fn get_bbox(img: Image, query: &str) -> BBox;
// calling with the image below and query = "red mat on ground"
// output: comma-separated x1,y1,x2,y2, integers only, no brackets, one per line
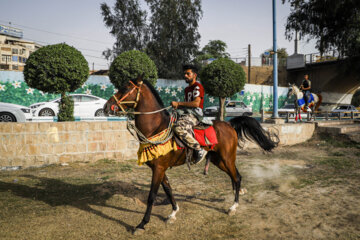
193,126,218,149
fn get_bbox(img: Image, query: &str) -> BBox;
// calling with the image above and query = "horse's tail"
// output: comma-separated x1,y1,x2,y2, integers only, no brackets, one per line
314,93,322,111
229,116,279,152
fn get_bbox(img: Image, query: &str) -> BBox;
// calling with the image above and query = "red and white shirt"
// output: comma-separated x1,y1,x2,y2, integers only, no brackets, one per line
184,81,205,109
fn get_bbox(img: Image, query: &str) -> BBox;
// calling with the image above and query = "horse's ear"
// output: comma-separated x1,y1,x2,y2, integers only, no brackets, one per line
136,73,144,85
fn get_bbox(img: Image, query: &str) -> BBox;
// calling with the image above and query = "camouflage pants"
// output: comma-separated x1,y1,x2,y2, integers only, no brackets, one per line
174,113,201,150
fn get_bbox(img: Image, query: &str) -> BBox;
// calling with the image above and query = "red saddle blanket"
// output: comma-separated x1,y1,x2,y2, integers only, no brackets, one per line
193,126,218,149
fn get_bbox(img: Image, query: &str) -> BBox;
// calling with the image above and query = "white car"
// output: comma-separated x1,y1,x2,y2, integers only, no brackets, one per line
330,105,359,117
204,100,252,117
0,102,32,122
30,94,107,117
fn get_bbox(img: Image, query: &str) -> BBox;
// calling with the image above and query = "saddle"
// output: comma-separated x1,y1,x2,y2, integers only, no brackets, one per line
297,93,315,112
174,123,218,168
174,124,218,149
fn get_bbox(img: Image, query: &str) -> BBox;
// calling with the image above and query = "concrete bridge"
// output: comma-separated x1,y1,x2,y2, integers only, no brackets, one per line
286,55,360,110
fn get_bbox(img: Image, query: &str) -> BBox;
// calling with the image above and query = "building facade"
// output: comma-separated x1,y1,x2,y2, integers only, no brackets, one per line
0,25,41,71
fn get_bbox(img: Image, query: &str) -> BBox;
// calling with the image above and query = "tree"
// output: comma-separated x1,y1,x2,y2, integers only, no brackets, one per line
101,0,203,79
261,47,288,59
101,0,148,61
195,40,230,65
283,0,360,57
24,43,89,121
109,50,158,90
351,89,360,107
200,58,246,120
145,0,202,79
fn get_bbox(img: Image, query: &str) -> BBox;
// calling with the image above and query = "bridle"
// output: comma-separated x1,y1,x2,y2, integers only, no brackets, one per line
111,80,143,113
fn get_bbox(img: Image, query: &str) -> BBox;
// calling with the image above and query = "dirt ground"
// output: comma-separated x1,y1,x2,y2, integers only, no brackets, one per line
0,133,359,240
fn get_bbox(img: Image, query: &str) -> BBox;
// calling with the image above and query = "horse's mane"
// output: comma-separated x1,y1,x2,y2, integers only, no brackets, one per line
143,79,170,116
290,84,298,90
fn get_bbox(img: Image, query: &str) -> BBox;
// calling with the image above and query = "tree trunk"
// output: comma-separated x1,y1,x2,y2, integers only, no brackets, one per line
218,97,226,121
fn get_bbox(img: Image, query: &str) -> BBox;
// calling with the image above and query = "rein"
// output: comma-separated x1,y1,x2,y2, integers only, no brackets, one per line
115,106,172,115
111,79,176,145
127,111,177,145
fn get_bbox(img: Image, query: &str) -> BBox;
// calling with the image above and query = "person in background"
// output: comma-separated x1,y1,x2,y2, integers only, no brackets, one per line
300,74,311,110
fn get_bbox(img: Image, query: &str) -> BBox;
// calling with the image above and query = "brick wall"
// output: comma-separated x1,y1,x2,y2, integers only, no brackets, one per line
0,121,139,168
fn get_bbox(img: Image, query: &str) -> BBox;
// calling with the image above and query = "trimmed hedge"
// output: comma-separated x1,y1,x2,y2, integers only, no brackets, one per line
109,50,158,89
24,43,89,93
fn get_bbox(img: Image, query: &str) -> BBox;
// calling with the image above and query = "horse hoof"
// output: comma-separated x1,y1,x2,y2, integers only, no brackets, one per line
166,216,176,224
227,209,236,216
203,170,208,175
239,188,247,195
133,227,145,235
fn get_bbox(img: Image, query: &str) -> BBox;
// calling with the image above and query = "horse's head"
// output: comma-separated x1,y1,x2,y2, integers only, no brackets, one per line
287,83,296,98
103,75,144,116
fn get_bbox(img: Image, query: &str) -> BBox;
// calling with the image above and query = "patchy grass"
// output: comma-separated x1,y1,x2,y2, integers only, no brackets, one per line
0,135,360,240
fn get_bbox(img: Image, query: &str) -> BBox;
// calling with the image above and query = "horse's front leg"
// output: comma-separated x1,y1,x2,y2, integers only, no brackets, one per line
134,167,165,235
162,174,179,224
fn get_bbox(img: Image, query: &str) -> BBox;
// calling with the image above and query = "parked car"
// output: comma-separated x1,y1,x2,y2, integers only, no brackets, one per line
0,102,32,122
330,104,359,117
204,100,252,117
30,94,107,117
278,104,310,118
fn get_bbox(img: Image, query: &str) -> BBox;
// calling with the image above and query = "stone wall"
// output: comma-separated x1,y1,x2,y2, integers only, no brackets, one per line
243,122,316,149
0,121,138,168
0,121,316,169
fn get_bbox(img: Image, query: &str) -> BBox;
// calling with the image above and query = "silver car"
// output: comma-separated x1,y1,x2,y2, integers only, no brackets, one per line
330,105,359,117
0,102,32,122
278,104,308,118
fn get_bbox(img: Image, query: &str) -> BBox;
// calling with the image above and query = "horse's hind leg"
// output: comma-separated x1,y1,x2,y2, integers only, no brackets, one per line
161,174,179,224
209,151,243,215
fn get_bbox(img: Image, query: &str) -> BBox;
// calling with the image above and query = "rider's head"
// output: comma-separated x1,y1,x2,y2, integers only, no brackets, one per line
183,64,198,84
304,74,309,80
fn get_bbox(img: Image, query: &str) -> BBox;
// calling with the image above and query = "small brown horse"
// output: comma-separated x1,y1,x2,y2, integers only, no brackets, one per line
103,76,278,234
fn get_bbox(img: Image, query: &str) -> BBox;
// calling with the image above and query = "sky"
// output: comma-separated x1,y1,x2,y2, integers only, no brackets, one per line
0,0,317,71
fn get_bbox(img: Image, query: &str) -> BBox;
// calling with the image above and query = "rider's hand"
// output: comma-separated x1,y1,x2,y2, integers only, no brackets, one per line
171,101,179,109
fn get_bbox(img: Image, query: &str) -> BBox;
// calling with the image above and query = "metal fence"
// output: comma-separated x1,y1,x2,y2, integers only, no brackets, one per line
261,110,360,123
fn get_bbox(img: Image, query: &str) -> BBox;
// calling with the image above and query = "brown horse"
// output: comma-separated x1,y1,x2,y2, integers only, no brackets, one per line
103,76,278,234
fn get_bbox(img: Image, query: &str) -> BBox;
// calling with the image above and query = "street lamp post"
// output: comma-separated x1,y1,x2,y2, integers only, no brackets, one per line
272,0,279,118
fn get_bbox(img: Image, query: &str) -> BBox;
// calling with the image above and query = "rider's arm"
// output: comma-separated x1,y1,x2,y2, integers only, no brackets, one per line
171,97,201,109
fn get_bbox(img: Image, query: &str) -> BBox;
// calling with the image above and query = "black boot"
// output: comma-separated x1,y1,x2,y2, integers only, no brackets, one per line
193,149,207,164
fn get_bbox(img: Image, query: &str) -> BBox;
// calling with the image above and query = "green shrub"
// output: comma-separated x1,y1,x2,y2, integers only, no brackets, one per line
200,58,246,120
109,50,158,89
200,58,245,98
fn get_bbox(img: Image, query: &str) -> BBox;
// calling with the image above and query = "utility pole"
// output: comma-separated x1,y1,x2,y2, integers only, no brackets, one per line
294,30,299,54
248,44,251,83
92,62,95,72
272,0,278,118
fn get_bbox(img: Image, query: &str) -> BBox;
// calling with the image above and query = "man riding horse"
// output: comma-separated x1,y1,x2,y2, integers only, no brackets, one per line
300,74,311,111
171,64,207,164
